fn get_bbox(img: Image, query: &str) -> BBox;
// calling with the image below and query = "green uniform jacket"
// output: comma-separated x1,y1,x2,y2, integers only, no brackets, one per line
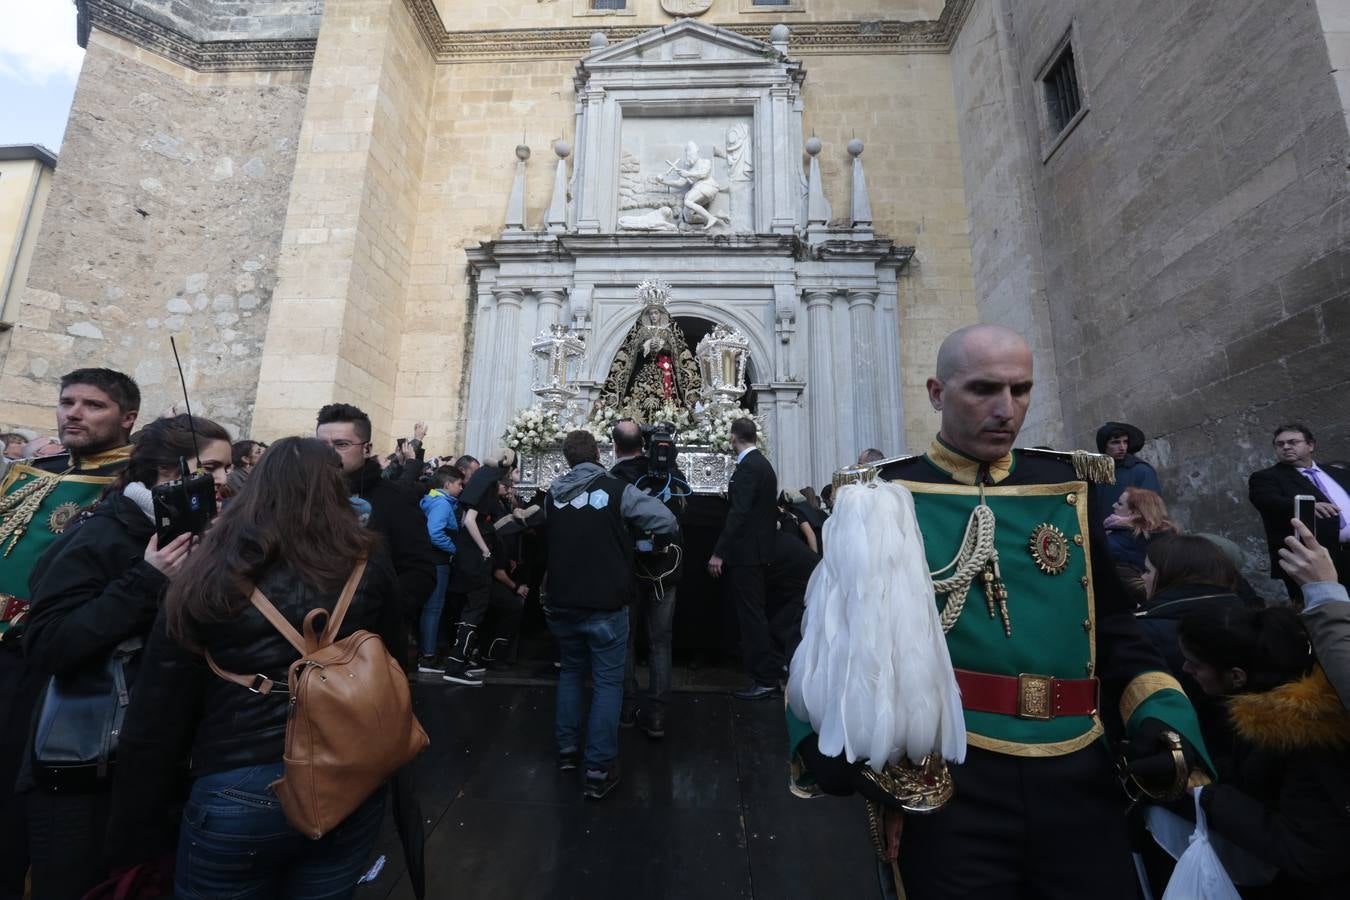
788,441,1211,793
0,446,133,610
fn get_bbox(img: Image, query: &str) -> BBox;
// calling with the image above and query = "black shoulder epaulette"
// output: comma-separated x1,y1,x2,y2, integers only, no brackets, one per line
831,453,922,489
1017,447,1116,485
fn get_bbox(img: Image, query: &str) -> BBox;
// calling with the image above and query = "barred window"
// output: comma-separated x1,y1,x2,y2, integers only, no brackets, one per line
1042,45,1082,134
592,0,626,9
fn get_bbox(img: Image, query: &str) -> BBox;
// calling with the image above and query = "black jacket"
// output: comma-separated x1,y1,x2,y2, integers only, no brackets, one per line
1136,584,1252,775
349,459,438,608
713,448,777,566
1201,669,1350,899
104,554,402,861
1248,462,1350,579
611,455,688,586
25,489,166,679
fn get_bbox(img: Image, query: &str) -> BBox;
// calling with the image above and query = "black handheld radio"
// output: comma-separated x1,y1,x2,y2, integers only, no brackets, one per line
150,337,217,545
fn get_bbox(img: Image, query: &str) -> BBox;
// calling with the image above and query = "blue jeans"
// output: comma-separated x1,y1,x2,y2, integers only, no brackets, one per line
419,563,451,655
546,606,628,773
175,762,385,900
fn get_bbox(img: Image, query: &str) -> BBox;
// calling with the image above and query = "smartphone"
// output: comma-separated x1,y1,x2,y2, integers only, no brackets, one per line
1294,494,1318,540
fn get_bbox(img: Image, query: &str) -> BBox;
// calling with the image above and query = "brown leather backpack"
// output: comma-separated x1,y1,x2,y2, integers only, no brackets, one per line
206,561,429,839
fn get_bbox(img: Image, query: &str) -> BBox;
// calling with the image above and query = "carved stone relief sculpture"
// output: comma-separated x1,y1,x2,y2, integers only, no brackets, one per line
661,0,714,16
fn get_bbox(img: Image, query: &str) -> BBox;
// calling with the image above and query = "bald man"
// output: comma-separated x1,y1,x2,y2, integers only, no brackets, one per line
787,325,1212,899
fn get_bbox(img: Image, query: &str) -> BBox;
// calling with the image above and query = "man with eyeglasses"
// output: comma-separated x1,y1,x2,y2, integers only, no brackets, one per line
316,403,438,661
1249,423,1350,602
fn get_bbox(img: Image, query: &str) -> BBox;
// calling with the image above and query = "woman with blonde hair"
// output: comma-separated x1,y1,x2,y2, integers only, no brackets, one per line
1105,487,1178,604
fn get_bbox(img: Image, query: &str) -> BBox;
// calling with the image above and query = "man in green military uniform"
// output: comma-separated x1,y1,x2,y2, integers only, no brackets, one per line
787,326,1209,899
0,368,139,900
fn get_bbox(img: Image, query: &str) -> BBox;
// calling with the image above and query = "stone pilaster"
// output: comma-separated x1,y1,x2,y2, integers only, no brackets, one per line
805,289,835,487
847,290,880,454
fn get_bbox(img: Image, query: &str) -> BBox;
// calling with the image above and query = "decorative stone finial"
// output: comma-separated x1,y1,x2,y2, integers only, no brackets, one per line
847,138,864,158
516,144,531,161
553,139,572,159
590,32,608,50
770,24,791,44
805,136,822,157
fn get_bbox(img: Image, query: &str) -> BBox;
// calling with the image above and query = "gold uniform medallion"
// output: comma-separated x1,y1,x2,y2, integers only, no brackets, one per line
1028,523,1071,575
47,501,83,535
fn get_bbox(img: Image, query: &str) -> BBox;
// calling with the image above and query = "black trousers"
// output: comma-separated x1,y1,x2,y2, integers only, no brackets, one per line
728,564,803,686
880,744,1139,900
25,788,111,900
0,648,40,900
459,582,525,645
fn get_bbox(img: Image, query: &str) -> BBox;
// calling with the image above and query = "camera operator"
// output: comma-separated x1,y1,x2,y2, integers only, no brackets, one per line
610,419,688,739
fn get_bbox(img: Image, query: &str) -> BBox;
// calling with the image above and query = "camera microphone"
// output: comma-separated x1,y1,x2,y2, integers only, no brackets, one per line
150,337,218,544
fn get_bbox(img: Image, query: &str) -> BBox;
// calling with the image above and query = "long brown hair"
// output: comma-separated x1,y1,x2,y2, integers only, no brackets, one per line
1146,534,1240,594
1120,487,1178,536
166,436,380,646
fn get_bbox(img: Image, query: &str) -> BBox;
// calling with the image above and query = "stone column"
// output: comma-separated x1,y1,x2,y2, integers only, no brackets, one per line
575,88,606,234
806,290,835,487
535,288,565,332
848,290,880,455
491,289,524,441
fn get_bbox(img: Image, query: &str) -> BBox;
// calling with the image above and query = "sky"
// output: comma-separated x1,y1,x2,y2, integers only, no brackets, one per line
0,1,85,153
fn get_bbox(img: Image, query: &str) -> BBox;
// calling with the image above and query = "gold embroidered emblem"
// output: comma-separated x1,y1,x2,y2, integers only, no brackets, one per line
47,502,82,534
1028,523,1070,575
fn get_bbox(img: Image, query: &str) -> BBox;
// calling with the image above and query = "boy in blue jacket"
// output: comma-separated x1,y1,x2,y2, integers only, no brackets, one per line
418,466,463,672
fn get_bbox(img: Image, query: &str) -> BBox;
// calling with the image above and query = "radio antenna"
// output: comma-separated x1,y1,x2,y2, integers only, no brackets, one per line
169,335,201,473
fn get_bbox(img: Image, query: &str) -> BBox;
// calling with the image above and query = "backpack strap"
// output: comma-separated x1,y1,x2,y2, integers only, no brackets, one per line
318,559,368,646
203,560,367,692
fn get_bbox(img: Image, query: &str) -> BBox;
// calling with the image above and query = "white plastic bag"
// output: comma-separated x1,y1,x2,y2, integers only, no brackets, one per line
1160,793,1243,900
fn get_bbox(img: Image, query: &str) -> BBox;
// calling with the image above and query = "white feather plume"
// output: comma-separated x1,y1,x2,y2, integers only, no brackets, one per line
787,480,966,770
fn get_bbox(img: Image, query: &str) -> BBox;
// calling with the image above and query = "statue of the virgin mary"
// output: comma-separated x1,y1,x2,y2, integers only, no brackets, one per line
596,280,702,421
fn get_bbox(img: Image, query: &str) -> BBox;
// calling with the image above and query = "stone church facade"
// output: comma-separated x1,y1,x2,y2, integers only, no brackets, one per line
0,0,1346,570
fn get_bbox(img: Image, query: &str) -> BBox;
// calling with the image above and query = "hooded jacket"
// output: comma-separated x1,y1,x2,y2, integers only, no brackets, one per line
420,489,459,562
544,462,677,611
1200,667,1350,898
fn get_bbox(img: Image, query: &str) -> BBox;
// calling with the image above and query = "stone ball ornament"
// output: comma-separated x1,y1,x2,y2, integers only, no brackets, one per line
805,136,823,157
590,32,608,50
847,138,865,158
553,140,572,159
516,144,531,161
770,23,791,44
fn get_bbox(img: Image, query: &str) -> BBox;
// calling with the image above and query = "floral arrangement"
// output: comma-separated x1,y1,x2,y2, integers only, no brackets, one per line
582,405,621,444
502,405,568,453
687,405,766,454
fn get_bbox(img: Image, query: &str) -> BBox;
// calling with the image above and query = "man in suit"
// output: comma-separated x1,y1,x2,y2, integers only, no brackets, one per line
709,417,793,700
1248,423,1350,602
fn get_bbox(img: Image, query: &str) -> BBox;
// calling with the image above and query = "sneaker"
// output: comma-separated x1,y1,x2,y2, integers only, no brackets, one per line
416,654,446,674
620,702,638,729
466,662,487,676
557,749,580,772
583,765,620,800
443,667,483,687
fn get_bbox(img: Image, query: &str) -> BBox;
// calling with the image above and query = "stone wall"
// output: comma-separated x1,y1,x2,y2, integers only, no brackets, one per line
428,0,947,32
253,0,437,449
959,0,1350,585
948,0,1062,446
91,0,323,41
801,53,977,454
0,30,308,436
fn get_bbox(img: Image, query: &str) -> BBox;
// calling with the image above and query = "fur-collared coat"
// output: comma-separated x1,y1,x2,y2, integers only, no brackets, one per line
1201,667,1350,898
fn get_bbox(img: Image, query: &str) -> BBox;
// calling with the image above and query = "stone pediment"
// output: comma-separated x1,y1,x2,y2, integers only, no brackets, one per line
579,19,790,77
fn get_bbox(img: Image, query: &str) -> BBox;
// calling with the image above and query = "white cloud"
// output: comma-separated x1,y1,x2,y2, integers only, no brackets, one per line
0,1,85,85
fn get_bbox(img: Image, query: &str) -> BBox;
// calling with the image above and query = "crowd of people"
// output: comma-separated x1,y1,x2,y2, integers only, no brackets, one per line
0,336,1346,898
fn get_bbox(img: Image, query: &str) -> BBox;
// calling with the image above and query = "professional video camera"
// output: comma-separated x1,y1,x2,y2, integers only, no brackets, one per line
639,421,678,474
